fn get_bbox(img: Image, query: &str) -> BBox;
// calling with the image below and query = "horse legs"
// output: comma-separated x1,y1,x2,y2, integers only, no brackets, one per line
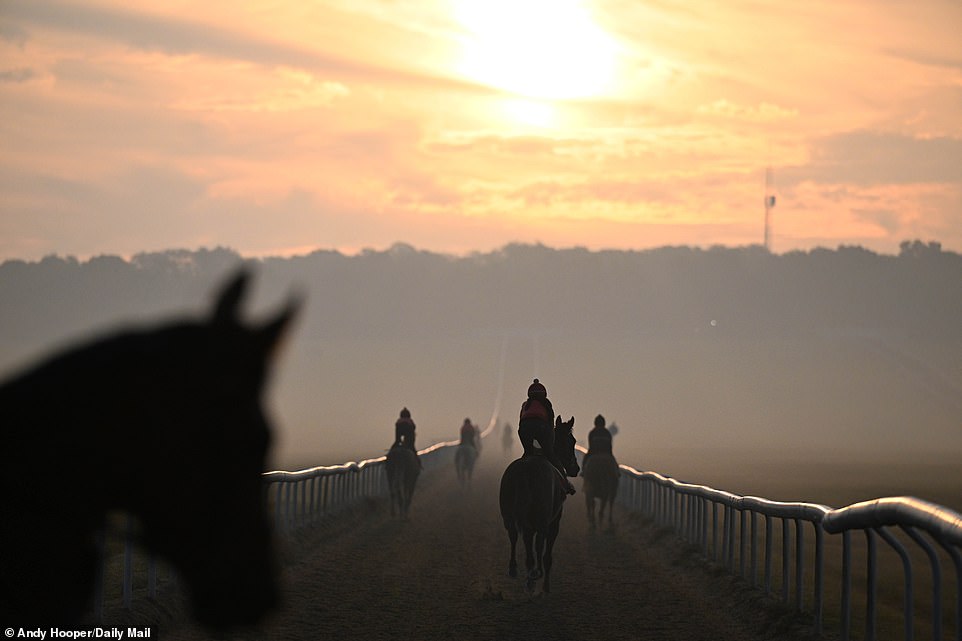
543,515,561,593
389,486,398,517
506,524,519,578
533,530,546,584
586,493,596,529
402,479,415,519
522,528,538,587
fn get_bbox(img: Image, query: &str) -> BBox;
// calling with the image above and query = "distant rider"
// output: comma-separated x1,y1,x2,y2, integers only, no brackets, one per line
393,407,422,467
460,417,478,449
518,379,575,495
501,421,514,456
581,413,614,473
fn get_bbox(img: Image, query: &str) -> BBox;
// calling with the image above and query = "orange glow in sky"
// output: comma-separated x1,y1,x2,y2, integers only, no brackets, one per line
1,0,960,260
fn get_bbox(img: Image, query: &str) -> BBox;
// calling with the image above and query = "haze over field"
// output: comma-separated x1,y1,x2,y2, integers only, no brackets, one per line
1,242,959,505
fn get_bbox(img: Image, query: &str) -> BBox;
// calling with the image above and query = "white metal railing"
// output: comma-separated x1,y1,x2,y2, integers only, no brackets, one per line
263,434,458,531
615,464,962,641
264,407,500,530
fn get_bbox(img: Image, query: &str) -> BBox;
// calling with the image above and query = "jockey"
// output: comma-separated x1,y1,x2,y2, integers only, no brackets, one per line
392,407,422,467
460,417,478,448
518,379,575,495
582,413,614,472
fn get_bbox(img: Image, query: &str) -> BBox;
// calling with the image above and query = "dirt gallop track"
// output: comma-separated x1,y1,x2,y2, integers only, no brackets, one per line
167,451,819,641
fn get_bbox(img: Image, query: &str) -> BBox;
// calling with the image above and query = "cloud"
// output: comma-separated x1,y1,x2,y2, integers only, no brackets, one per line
695,99,799,122
782,131,962,187
0,22,29,47
4,0,487,95
0,67,35,83
884,47,962,72
852,208,902,234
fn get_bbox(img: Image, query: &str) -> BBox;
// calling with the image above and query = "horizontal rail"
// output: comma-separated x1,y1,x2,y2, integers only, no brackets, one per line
823,496,962,545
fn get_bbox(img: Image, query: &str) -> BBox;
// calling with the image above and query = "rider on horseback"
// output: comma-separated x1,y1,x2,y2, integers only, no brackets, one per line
393,407,422,468
460,417,478,449
581,413,614,473
518,379,575,495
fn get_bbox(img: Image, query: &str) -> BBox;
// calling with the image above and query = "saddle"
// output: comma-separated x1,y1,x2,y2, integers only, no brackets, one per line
521,453,576,495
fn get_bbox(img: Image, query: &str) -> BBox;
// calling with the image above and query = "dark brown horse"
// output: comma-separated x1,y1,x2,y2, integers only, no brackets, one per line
454,442,479,486
499,415,579,593
583,452,620,529
386,445,420,518
0,270,298,628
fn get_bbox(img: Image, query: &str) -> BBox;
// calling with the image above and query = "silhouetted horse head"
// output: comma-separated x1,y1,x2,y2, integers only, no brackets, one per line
554,415,580,479
0,269,299,628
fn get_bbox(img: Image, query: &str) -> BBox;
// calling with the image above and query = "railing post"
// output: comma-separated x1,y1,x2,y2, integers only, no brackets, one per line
901,525,941,641
721,505,730,568
782,517,791,603
711,501,719,562
842,530,852,641
795,518,804,612
740,509,748,579
876,526,914,641
935,540,961,641
866,528,878,641
814,523,824,635
764,514,774,595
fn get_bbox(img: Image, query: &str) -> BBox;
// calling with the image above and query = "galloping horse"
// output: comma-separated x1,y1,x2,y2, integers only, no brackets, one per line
0,270,298,628
582,452,620,529
499,415,579,593
385,445,420,518
454,442,479,486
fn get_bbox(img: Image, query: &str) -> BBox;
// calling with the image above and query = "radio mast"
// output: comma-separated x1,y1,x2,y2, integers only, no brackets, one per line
763,166,776,252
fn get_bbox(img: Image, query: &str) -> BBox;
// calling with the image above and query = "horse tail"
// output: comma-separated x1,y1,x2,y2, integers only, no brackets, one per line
499,461,532,529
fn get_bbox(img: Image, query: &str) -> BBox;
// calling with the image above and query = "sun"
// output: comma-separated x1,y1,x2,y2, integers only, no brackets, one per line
453,0,618,101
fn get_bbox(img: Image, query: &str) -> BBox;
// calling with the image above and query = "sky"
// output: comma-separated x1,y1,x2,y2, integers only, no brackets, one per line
2,0,961,261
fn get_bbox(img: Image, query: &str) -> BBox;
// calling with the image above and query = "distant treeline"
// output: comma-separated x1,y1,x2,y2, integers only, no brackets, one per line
0,240,959,347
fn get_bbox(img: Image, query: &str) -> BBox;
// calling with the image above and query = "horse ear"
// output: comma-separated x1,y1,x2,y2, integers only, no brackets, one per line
555,415,562,428
212,268,251,324
256,294,302,362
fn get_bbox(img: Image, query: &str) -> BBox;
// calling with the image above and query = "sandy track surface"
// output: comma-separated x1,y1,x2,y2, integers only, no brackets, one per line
160,451,823,641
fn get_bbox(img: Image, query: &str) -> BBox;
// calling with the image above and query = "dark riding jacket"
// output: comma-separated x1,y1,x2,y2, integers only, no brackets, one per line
587,425,613,454
394,417,416,451
460,422,477,448
518,396,558,466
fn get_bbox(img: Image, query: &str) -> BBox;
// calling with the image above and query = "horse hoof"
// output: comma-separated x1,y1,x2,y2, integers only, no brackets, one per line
508,564,517,578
